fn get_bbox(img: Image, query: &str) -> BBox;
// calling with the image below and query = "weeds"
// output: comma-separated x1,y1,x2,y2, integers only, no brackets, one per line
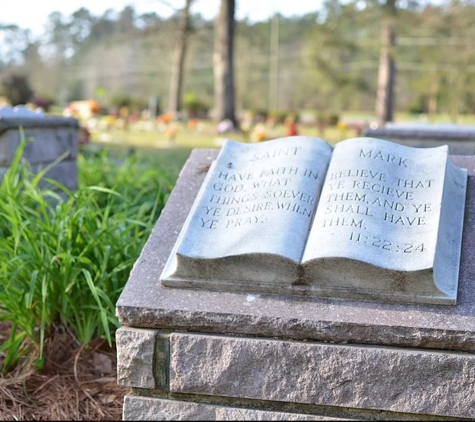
0,141,180,372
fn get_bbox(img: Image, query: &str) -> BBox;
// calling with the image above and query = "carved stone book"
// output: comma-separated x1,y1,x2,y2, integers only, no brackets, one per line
161,136,468,305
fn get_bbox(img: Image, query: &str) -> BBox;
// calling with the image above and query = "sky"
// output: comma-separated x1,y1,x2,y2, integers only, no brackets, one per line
0,0,321,36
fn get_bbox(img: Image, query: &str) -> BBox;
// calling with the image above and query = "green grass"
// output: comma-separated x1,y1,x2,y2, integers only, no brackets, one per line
93,108,475,150
85,111,475,152
90,119,361,150
4,109,474,373
0,140,184,373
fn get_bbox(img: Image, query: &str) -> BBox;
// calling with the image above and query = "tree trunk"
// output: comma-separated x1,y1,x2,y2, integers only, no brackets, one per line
427,67,439,118
376,0,397,126
168,0,193,115
214,0,237,125
268,14,280,111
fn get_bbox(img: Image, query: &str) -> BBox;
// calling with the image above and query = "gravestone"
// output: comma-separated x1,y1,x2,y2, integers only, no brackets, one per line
0,106,79,191
364,122,475,155
117,147,475,420
160,137,466,306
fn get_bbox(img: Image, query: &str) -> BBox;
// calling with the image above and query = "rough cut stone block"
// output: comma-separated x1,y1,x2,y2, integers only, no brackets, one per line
123,396,342,421
169,333,475,419
116,327,158,389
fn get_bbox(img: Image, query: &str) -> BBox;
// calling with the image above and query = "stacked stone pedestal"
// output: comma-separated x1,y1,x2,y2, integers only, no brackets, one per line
116,149,475,420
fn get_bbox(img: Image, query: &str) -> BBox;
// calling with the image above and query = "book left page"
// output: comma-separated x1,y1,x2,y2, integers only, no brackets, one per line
161,136,332,289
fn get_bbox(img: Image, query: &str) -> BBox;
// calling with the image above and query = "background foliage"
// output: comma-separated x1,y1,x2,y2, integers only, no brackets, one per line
0,142,187,372
2,1,475,119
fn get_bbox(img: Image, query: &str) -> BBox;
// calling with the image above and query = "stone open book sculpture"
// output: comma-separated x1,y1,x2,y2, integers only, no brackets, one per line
161,136,468,305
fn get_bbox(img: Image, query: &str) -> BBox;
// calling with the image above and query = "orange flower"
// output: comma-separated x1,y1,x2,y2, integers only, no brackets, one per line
158,113,174,124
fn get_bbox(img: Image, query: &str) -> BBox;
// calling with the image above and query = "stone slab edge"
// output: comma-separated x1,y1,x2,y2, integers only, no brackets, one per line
0,116,79,134
123,396,345,421
116,150,475,353
169,332,475,419
364,127,475,140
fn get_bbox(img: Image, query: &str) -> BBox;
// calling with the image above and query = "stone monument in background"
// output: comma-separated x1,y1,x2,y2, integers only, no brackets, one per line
365,122,475,155
0,106,79,192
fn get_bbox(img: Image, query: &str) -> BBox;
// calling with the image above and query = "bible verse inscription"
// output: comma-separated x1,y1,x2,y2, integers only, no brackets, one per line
304,140,447,270
200,162,319,230
178,137,332,262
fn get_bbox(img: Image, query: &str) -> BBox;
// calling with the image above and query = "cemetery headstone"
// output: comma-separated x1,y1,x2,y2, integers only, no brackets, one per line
117,138,475,420
161,137,467,306
365,122,475,154
0,105,79,191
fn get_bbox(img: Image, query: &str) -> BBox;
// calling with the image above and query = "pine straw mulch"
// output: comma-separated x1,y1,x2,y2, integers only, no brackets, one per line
0,321,129,421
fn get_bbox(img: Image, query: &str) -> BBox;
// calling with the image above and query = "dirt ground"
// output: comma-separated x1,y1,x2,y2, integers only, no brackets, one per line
0,321,128,421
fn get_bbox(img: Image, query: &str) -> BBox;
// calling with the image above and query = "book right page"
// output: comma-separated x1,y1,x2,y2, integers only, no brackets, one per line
301,137,467,305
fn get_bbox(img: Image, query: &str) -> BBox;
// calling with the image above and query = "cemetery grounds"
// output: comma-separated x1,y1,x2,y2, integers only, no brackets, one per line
0,112,472,420
0,139,189,420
